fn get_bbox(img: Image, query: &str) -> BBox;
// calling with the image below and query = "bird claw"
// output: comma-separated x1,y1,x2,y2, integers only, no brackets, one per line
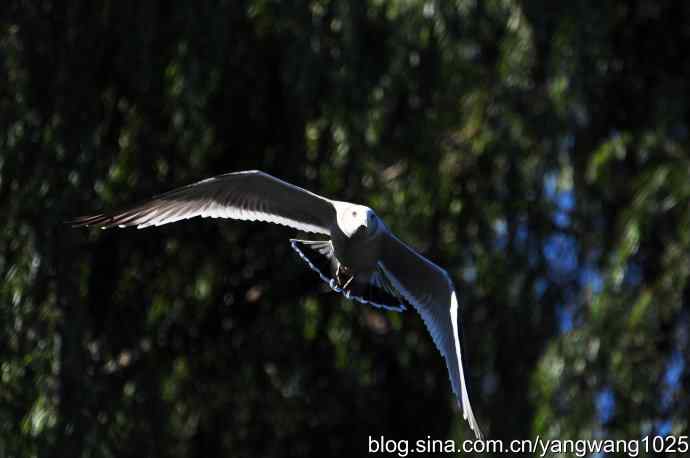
335,264,355,292
342,275,354,290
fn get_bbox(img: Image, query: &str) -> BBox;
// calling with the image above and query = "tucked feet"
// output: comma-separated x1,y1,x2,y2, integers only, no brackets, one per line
335,264,354,290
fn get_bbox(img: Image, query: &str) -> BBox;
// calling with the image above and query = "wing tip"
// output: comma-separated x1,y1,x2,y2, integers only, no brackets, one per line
472,425,484,441
457,399,484,440
67,214,107,228
67,213,142,230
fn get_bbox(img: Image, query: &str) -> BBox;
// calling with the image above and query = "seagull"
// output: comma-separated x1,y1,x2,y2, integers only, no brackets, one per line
72,170,483,439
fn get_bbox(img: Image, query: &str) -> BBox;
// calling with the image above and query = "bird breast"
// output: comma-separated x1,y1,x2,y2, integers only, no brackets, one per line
331,228,380,275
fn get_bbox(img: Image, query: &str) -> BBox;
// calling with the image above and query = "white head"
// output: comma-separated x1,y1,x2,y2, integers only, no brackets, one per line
335,203,381,239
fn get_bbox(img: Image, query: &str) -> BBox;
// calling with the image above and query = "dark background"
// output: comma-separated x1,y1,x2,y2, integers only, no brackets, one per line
2,1,689,456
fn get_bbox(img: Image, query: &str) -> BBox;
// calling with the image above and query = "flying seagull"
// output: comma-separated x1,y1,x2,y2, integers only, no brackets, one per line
72,170,483,439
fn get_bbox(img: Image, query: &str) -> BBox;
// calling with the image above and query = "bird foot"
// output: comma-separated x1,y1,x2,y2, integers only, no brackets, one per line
335,264,354,290
342,275,354,290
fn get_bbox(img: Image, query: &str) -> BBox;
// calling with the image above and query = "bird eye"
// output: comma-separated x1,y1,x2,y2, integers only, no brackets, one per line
352,211,357,217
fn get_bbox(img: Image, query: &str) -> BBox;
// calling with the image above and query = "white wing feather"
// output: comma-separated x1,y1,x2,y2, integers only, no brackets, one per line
72,170,336,235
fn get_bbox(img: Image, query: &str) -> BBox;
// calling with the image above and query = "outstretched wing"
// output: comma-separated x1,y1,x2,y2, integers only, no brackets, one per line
71,170,336,235
378,231,483,439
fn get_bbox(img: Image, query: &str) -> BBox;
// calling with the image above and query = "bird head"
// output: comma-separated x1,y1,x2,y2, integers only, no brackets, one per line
338,204,380,239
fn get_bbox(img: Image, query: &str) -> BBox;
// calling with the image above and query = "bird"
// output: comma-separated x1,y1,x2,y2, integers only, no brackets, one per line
71,170,483,439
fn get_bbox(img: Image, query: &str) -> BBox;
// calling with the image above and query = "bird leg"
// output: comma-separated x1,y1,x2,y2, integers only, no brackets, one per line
342,275,355,290
335,264,354,290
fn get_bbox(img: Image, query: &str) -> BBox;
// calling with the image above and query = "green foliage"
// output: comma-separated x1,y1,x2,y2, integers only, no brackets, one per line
2,0,689,456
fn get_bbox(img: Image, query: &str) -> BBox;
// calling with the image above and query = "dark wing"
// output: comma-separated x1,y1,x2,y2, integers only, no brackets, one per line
289,239,406,311
378,231,483,439
71,170,335,235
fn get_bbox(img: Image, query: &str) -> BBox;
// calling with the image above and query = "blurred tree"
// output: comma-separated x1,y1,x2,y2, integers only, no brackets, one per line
1,0,688,457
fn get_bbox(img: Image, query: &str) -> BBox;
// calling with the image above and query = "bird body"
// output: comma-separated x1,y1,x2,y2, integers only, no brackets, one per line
329,202,382,276
72,170,483,439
